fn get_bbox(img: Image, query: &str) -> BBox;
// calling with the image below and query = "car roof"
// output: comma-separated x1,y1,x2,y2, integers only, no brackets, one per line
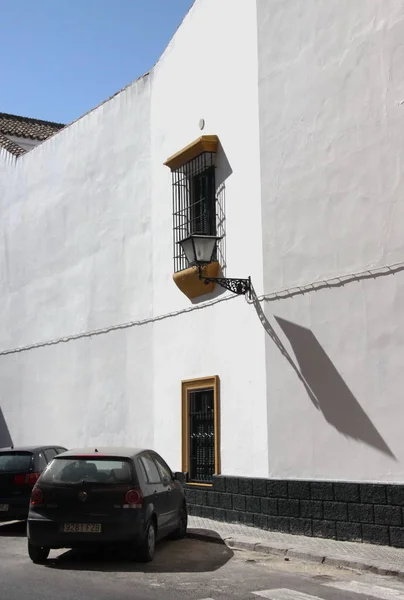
58,447,151,459
0,445,64,453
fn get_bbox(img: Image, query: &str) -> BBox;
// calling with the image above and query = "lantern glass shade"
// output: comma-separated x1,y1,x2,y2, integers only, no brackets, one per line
179,234,221,266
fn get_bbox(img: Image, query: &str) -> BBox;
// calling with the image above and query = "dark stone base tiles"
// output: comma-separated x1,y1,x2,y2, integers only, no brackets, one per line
184,476,404,548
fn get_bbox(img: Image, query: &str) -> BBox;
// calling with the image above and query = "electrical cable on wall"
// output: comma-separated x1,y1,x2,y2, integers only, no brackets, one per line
1,259,403,356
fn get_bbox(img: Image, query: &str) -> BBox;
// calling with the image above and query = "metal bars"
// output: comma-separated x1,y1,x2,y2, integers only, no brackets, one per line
188,388,215,483
172,152,217,273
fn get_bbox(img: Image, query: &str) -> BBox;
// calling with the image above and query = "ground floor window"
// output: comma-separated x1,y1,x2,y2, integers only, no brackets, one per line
181,376,220,485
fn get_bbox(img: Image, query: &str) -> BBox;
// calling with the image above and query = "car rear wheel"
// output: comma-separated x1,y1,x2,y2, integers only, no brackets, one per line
28,541,50,564
136,520,156,562
169,505,188,540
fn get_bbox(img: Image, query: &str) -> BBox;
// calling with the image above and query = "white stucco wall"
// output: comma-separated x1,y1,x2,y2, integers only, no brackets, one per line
149,0,266,476
0,148,17,297
0,74,155,452
0,74,152,349
0,0,267,477
258,0,404,482
0,146,16,172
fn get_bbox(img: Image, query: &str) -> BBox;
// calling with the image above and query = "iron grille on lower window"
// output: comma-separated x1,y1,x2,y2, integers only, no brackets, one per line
172,152,217,273
188,388,215,483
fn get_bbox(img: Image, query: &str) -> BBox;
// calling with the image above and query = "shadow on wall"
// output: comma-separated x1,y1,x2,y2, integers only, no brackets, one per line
215,140,232,277
0,407,13,448
249,289,395,459
190,142,233,305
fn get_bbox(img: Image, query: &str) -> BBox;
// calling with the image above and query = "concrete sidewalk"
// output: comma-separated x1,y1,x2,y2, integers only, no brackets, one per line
188,516,404,578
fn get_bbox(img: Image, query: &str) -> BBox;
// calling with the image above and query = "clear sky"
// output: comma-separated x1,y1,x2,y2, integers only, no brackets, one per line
0,0,194,124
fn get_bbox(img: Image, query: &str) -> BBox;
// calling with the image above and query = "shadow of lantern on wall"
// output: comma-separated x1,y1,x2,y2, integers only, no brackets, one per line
164,135,251,299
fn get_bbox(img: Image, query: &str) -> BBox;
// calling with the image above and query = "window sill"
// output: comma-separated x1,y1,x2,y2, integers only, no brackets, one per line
173,261,220,299
186,482,213,487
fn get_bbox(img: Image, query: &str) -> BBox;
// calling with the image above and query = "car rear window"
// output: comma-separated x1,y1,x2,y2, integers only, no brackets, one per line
0,452,33,473
40,457,133,485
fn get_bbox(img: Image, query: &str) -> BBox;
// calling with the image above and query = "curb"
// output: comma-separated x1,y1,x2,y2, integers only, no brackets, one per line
187,530,404,579
187,530,226,545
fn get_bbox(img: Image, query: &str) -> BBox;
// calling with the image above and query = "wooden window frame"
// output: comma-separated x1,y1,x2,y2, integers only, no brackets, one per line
181,376,220,487
164,135,219,171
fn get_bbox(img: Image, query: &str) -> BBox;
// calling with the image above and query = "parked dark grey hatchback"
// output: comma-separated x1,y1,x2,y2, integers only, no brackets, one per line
0,446,67,522
27,447,187,563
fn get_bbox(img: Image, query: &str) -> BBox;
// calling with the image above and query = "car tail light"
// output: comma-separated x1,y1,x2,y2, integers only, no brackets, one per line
124,489,142,507
30,487,44,506
14,473,40,486
27,473,40,485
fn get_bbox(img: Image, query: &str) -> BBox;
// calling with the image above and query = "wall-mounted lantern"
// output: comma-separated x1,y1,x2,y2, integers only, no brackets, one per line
179,233,251,297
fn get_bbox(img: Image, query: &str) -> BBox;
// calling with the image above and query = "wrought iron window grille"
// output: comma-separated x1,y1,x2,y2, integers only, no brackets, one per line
188,388,215,484
172,152,218,273
172,149,251,297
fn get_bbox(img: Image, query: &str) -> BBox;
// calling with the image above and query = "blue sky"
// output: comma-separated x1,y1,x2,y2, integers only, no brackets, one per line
0,0,194,124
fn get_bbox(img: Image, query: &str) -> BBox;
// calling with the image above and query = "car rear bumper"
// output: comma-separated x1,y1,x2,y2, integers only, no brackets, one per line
0,497,29,521
27,515,145,549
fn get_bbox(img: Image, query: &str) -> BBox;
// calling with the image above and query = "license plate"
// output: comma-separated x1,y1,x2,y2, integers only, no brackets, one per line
61,523,101,533
0,504,8,512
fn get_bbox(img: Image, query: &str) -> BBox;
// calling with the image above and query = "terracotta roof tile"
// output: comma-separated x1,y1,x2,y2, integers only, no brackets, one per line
0,112,64,141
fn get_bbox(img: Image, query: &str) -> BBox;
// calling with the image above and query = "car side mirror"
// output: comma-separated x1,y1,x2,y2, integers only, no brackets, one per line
174,471,186,485
162,474,171,486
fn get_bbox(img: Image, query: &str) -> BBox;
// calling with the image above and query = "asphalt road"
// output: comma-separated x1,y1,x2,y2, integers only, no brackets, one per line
2,520,404,600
